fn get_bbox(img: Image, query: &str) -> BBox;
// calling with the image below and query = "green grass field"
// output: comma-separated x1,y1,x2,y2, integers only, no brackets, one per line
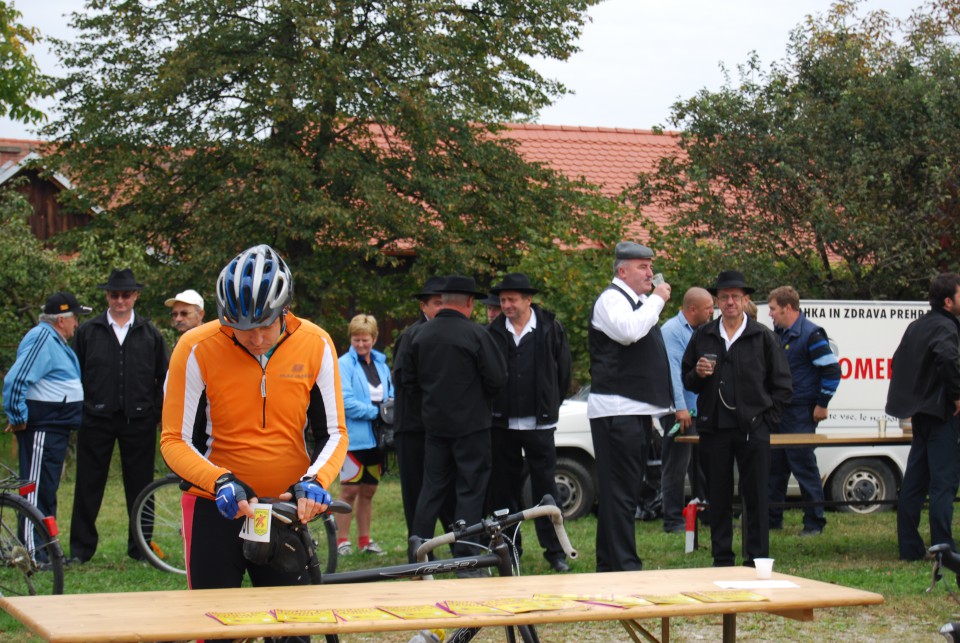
1,437,956,642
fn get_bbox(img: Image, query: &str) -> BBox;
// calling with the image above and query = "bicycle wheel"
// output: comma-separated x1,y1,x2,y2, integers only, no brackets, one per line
132,476,187,575
0,493,65,595
319,513,338,574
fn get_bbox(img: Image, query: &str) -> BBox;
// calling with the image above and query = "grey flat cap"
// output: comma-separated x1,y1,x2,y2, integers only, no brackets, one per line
615,241,654,260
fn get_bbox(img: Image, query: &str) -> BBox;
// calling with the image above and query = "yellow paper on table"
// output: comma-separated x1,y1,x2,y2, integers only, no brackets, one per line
274,609,338,623
637,593,702,605
482,597,581,613
683,590,770,603
377,604,460,620
334,607,401,622
206,611,277,625
440,600,511,615
535,593,653,608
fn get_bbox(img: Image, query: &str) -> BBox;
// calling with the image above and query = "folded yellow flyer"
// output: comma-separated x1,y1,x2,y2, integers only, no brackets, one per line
683,590,769,603
439,600,511,615
274,609,338,623
534,593,653,608
637,593,702,605
481,596,581,613
334,607,401,622
206,611,277,625
377,604,459,619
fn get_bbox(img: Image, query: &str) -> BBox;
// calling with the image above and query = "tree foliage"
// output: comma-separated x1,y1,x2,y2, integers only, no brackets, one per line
630,0,960,300
0,0,49,124
42,0,615,336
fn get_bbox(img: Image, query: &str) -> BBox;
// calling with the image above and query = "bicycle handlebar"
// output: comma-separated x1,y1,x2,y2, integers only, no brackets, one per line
259,498,352,525
414,496,578,563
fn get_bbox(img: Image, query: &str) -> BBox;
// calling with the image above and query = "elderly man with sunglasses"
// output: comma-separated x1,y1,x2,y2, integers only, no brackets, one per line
69,268,169,564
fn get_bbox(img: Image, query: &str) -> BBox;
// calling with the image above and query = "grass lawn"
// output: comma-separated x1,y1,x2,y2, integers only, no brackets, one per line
1,438,956,642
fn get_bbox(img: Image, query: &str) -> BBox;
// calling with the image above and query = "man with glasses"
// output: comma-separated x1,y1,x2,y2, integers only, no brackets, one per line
681,270,792,568
164,289,205,334
69,268,169,564
3,293,91,537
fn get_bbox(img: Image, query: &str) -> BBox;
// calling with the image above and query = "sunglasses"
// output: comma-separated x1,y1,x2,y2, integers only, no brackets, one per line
170,310,194,318
107,291,136,300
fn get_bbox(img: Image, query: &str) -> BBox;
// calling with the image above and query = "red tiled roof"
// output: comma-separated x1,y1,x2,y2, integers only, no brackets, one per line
500,124,679,235
0,138,43,168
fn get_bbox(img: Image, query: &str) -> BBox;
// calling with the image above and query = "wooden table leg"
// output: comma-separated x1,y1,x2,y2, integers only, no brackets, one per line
723,613,737,642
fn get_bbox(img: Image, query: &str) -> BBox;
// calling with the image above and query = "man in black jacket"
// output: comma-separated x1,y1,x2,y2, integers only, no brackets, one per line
486,273,572,572
403,276,507,566
886,272,960,561
682,270,792,567
70,268,169,563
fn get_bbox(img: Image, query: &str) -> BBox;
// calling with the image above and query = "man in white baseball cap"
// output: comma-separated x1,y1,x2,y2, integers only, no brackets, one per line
165,289,205,334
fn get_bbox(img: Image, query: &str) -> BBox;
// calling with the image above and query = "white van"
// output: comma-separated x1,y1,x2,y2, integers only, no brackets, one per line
548,300,926,520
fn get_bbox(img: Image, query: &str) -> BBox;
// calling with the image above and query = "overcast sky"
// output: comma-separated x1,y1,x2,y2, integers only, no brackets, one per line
0,0,927,140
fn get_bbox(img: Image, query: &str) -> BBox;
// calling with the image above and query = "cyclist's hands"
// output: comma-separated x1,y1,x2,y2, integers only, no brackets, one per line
283,478,331,523
214,473,257,520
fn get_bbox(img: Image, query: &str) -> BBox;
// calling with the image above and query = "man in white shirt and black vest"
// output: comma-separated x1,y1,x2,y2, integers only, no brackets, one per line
587,242,673,572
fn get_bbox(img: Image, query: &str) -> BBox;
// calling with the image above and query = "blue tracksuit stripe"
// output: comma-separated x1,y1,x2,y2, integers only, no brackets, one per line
5,330,50,424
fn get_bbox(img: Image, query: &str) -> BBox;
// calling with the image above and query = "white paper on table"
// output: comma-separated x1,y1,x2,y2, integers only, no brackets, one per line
714,580,800,589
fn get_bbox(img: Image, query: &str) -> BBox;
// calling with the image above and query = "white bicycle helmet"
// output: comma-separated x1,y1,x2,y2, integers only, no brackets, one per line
216,244,293,330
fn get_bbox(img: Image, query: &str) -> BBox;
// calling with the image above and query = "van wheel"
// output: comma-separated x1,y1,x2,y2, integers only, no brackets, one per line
554,456,595,521
828,458,896,514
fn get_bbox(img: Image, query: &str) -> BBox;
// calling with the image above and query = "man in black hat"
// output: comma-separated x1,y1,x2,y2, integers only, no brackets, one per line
3,293,92,537
486,273,572,572
588,242,673,572
681,270,792,567
391,275,454,542
402,275,507,571
69,268,169,563
479,293,502,325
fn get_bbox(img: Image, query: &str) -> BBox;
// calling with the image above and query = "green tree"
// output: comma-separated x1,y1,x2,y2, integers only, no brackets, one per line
42,0,615,330
629,0,960,300
0,0,49,124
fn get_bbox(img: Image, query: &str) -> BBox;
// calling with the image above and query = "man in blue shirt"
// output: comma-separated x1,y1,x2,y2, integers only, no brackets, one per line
4,293,91,531
659,287,714,533
767,286,841,536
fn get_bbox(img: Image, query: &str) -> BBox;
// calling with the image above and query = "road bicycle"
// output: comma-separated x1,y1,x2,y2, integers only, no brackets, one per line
131,472,342,576
0,462,65,596
926,544,960,641
271,494,577,643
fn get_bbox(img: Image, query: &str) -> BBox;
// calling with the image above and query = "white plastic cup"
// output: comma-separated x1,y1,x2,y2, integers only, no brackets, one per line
754,557,774,579
877,418,887,437
652,273,665,287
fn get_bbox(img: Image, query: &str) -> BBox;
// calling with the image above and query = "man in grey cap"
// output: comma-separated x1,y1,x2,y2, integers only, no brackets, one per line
164,289,205,334
3,292,92,540
588,242,673,572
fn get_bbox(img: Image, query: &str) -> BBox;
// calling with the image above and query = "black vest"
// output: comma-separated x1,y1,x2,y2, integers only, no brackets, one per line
588,285,673,407
506,332,538,419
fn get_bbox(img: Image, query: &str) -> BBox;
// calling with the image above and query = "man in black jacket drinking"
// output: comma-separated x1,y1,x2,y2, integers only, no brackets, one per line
403,276,506,568
886,272,960,562
682,270,792,568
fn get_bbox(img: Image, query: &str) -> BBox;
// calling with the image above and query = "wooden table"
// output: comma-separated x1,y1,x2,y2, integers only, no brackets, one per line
1,567,883,643
674,431,912,448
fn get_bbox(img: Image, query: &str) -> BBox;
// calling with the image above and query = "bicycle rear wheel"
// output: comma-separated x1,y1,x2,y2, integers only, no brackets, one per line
132,476,187,575
0,493,65,595
319,513,338,574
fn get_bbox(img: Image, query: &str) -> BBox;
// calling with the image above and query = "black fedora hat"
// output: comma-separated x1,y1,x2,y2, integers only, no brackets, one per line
479,293,501,307
98,268,144,291
436,275,486,298
708,270,755,295
411,276,446,300
489,273,539,295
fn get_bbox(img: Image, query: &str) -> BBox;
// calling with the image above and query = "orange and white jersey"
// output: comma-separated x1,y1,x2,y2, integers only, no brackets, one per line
161,313,348,499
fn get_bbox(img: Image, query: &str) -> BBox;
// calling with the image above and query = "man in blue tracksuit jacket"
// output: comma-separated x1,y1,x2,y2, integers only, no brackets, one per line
3,293,92,530
767,286,841,536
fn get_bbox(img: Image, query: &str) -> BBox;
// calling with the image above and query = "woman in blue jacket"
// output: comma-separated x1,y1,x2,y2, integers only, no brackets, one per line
335,314,394,556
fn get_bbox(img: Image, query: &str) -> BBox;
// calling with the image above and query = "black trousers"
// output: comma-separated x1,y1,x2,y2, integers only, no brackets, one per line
184,494,309,643
412,430,491,557
395,431,455,540
590,414,647,572
70,412,157,561
700,425,770,566
897,412,960,560
488,427,566,563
